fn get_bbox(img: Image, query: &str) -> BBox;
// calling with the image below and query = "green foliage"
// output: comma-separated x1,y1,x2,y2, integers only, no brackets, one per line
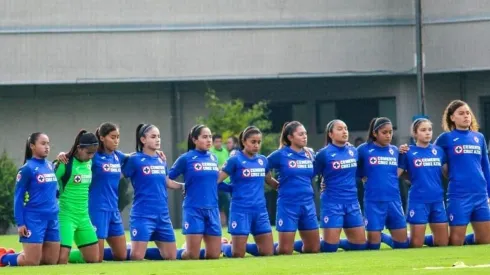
118,177,133,213
0,151,17,234
195,88,279,156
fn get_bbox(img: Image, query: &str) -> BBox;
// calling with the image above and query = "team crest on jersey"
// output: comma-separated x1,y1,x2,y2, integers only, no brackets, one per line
231,221,237,229
132,229,137,237
332,161,341,170
103,163,111,172
409,210,415,218
389,148,394,155
142,166,151,175
369,157,378,165
16,173,22,182
278,219,283,227
432,149,437,156
242,169,251,177
414,159,423,167
474,136,479,143
288,160,297,168
323,216,329,224
73,175,82,183
258,159,263,166
184,222,189,230
348,150,354,157
454,146,463,154
36,174,45,183
193,163,203,171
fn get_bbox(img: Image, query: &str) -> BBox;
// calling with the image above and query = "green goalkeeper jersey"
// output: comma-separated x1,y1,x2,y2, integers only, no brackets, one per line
56,158,93,215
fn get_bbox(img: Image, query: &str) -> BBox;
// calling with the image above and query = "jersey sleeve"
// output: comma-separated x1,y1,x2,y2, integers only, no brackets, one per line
314,149,326,176
115,150,129,168
356,144,366,178
263,157,270,174
398,151,408,171
267,150,281,171
434,133,448,150
221,156,237,176
480,136,490,196
121,156,135,178
14,165,31,226
168,154,187,180
55,162,66,193
438,146,448,166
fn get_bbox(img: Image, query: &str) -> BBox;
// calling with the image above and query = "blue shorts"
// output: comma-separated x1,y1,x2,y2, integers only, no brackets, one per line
182,207,222,236
364,200,406,231
90,210,125,239
406,201,447,224
320,201,364,229
276,201,318,232
228,208,272,236
20,212,59,244
130,214,176,242
447,196,490,226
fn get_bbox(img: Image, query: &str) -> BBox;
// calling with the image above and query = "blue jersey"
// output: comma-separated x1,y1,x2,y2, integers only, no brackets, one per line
267,146,315,204
122,152,169,217
435,129,490,198
222,151,269,210
398,144,446,203
168,150,219,209
89,150,127,212
315,144,358,203
14,158,59,226
357,142,400,202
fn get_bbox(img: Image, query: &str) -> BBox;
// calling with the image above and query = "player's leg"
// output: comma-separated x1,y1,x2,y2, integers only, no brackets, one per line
406,202,429,248
342,203,367,250
427,201,449,247
225,211,250,258
386,200,409,249
251,210,274,256
180,208,205,260
129,216,154,260
298,201,320,253
364,201,386,250
470,197,490,244
447,198,470,246
152,214,177,260
276,202,299,255
319,202,343,253
203,208,223,259
89,210,110,262
74,216,100,263
106,211,128,261
58,215,75,264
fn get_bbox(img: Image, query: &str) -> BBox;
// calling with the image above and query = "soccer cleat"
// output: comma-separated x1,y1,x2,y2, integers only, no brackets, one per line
0,247,7,267
221,237,229,244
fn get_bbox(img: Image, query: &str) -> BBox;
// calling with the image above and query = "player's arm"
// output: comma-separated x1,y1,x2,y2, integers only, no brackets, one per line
55,162,67,196
14,166,31,228
166,177,184,190
480,138,490,197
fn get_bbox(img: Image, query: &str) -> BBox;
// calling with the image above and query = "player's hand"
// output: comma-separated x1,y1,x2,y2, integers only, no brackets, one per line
156,151,166,161
398,144,409,154
57,152,69,164
17,225,28,237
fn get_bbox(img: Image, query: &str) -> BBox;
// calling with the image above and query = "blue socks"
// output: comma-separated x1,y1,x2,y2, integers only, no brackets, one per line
246,243,260,256
424,235,434,247
176,249,185,260
176,248,205,260
367,242,381,250
221,244,233,258
380,233,394,248
145,248,163,260
199,249,206,259
393,240,410,249
338,239,367,251
1,254,18,266
465,233,476,245
103,248,114,261
293,240,303,253
320,241,339,253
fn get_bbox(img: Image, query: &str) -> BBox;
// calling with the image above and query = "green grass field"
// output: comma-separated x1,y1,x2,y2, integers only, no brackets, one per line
1,228,489,275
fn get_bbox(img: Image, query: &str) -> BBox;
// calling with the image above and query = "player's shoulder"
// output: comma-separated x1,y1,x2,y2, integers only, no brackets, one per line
389,144,399,152
356,142,369,152
267,148,282,158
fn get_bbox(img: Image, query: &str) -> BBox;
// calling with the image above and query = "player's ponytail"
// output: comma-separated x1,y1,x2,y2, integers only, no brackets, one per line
279,121,302,149
367,117,391,143
24,132,42,164
187,124,206,151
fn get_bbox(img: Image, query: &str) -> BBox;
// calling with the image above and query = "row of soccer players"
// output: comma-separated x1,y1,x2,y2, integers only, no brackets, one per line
1,99,489,267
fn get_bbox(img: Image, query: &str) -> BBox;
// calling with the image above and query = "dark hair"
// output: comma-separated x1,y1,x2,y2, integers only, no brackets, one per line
136,123,156,152
67,130,99,159
411,118,432,142
228,136,239,145
24,132,44,164
367,117,392,142
187,124,207,151
238,126,262,150
212,134,222,142
325,119,344,145
279,121,303,148
442,100,479,132
95,122,118,152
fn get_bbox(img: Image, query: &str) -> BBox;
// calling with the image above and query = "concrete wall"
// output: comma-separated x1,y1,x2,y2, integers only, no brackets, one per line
2,0,490,84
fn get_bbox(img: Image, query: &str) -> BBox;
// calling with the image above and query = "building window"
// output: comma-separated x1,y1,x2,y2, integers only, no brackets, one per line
316,97,397,133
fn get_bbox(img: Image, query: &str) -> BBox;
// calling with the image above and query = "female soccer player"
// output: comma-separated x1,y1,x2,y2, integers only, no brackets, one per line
357,117,408,250
434,100,490,246
398,118,448,247
0,133,59,267
169,125,221,260
123,123,182,261
316,120,367,252
267,121,320,255
218,126,275,258
56,130,100,264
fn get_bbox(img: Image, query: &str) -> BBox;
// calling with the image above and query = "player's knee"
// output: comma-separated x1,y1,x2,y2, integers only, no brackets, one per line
113,251,128,261
205,251,221,260
449,235,465,246
409,238,424,248
232,251,246,258
433,238,449,247
278,246,294,255
303,243,320,253
130,251,145,261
